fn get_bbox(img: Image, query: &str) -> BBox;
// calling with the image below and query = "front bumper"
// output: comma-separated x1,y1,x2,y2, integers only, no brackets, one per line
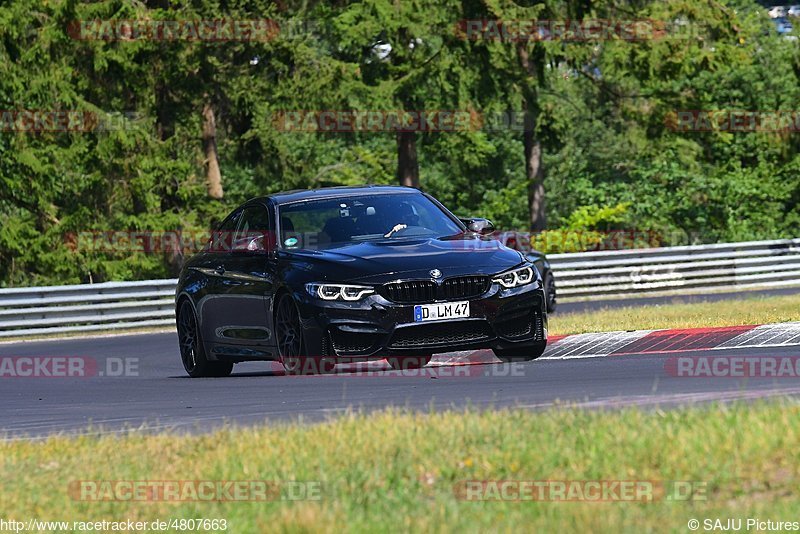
295,281,548,360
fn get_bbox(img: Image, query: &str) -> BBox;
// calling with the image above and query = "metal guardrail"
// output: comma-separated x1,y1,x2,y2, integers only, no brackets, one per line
545,237,800,299
0,279,177,338
0,238,798,338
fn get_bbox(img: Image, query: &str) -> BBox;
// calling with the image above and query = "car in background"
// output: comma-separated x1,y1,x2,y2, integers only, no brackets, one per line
788,5,800,17
525,249,556,313
175,185,549,377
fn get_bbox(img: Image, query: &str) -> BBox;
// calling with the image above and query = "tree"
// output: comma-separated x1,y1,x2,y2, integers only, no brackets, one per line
324,0,471,189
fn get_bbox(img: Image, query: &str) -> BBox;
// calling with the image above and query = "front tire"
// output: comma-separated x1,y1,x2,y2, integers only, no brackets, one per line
275,294,335,375
177,300,233,378
492,343,546,363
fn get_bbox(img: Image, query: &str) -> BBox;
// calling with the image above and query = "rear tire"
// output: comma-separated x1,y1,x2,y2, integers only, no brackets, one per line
177,300,234,378
493,343,546,363
544,273,557,313
386,355,432,370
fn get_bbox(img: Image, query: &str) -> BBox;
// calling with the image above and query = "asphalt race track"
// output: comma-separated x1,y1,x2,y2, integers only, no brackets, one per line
2,330,800,439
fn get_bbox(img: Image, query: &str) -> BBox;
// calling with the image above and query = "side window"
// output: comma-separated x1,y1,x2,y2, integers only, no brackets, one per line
236,206,271,235
234,205,273,251
207,209,242,253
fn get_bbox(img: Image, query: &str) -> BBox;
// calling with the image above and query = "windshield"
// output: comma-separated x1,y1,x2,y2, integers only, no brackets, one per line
278,193,463,249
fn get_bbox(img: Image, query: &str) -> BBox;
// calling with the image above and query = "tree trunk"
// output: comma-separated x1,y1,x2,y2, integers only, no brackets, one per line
524,129,546,231
396,130,420,188
202,102,223,200
155,79,174,142
517,43,546,231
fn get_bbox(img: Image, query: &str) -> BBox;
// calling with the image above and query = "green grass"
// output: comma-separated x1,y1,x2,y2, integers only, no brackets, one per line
551,294,800,336
2,402,800,533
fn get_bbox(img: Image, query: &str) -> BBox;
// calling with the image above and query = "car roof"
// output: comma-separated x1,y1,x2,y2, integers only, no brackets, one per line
262,185,420,205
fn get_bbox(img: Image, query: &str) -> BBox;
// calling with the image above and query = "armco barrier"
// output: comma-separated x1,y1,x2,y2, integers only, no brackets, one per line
0,238,798,338
0,279,177,338
544,237,800,299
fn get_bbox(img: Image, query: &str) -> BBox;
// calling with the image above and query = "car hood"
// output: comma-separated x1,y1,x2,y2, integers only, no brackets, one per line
282,235,524,283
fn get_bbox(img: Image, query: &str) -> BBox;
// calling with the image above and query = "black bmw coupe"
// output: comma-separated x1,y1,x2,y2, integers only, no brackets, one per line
175,185,548,377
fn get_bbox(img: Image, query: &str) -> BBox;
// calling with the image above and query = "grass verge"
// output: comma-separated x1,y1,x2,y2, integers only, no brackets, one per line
550,294,800,335
2,402,799,532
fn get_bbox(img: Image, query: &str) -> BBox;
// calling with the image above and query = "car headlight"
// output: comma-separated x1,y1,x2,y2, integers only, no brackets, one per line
493,265,535,289
305,283,374,301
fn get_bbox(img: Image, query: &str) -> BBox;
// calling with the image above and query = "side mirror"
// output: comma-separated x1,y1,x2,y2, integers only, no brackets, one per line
232,234,266,253
460,217,495,235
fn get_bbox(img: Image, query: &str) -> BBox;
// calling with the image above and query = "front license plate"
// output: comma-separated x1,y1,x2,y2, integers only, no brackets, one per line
414,301,470,322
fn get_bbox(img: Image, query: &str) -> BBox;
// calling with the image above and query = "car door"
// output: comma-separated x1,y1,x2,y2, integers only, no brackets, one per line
207,203,276,353
194,208,242,348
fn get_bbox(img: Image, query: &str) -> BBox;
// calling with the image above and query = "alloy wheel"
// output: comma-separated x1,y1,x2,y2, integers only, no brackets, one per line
178,300,199,373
